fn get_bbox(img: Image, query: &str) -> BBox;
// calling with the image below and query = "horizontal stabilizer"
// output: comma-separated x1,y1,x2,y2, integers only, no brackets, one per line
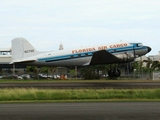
90,50,119,65
10,60,36,64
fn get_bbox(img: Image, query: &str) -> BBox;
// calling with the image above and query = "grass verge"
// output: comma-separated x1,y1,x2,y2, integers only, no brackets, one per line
0,88,160,102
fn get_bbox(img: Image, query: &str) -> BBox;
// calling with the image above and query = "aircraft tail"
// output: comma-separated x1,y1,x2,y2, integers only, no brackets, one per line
11,38,39,63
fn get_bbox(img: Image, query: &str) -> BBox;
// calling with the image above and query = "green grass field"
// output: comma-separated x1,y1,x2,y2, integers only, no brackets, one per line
0,79,160,102
0,88,160,102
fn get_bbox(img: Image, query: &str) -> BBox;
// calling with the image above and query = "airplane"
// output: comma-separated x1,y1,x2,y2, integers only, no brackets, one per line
10,37,151,77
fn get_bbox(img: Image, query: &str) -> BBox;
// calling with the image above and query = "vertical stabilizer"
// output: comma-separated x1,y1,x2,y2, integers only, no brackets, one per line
12,38,38,62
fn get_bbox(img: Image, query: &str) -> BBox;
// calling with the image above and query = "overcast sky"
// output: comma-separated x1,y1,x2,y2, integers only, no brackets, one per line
0,0,159,55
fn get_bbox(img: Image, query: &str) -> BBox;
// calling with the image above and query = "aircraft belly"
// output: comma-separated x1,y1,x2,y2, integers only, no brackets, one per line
40,57,91,66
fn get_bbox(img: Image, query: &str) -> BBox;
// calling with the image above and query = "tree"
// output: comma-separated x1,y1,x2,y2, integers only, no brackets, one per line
26,66,39,79
49,67,57,78
143,58,160,72
80,65,109,79
40,67,49,75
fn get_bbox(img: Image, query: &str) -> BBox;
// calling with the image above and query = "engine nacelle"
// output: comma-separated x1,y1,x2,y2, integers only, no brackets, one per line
115,52,135,63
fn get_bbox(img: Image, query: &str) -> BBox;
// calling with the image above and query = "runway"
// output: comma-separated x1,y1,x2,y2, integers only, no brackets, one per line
0,102,160,120
0,82,160,89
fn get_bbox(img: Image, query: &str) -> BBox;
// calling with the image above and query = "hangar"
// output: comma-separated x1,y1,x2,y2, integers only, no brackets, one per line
0,48,27,75
0,48,27,68
0,48,12,68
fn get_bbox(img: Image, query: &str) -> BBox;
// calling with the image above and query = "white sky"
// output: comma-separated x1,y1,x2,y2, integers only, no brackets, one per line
0,0,160,55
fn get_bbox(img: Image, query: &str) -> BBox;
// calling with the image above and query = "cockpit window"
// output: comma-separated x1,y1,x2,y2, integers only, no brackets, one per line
137,43,143,47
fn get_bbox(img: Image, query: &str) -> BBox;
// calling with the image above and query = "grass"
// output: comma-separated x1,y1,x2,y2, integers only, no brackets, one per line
0,79,159,102
0,88,160,102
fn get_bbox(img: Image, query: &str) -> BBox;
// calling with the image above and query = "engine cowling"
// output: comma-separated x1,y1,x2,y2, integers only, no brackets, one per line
115,52,134,63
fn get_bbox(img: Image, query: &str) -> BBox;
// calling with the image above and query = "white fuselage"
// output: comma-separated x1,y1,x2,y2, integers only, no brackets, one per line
21,42,150,66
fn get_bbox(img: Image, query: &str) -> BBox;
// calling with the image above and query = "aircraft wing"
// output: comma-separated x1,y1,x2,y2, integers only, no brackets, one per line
90,50,120,65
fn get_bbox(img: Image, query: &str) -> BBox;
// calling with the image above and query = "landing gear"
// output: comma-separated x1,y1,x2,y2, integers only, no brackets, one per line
108,69,121,77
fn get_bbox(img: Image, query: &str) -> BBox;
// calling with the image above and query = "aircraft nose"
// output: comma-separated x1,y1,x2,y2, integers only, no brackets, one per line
148,47,152,53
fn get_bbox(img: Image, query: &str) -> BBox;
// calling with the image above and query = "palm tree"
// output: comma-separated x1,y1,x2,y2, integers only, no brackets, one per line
143,58,160,72
143,58,160,79
151,61,160,71
49,67,57,78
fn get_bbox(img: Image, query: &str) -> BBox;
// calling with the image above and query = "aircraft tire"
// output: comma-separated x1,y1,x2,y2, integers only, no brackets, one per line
108,69,121,77
113,69,121,77
108,69,115,77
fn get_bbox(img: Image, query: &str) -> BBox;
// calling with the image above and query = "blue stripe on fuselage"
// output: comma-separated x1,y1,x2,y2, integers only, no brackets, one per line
38,45,144,63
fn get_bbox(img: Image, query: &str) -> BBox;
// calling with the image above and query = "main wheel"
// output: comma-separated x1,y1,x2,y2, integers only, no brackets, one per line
108,69,121,77
113,69,121,77
108,69,114,77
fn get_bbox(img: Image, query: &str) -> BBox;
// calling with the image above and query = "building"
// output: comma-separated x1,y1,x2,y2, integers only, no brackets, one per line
0,48,12,63
148,51,160,62
0,48,13,68
135,55,148,61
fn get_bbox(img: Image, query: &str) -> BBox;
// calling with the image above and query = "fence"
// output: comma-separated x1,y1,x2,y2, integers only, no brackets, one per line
153,72,160,80
119,71,152,80
0,67,159,80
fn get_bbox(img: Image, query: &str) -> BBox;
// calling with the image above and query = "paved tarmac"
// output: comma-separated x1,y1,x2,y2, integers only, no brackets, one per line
0,102,160,120
0,82,160,89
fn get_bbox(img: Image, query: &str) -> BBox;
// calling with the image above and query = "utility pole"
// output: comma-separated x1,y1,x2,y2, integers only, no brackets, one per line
13,64,15,75
75,66,77,79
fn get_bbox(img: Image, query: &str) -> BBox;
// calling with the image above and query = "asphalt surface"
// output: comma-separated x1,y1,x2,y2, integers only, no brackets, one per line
0,102,160,120
0,82,160,89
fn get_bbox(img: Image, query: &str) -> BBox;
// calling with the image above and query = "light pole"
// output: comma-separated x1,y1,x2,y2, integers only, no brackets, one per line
134,69,136,79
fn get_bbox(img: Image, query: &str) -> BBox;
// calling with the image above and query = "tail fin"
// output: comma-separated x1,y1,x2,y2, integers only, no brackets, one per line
12,38,39,62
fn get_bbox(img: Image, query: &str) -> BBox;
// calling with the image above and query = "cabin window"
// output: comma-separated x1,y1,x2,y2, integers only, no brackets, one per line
73,54,79,57
108,49,116,53
137,43,143,47
81,54,86,56
88,53,93,56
